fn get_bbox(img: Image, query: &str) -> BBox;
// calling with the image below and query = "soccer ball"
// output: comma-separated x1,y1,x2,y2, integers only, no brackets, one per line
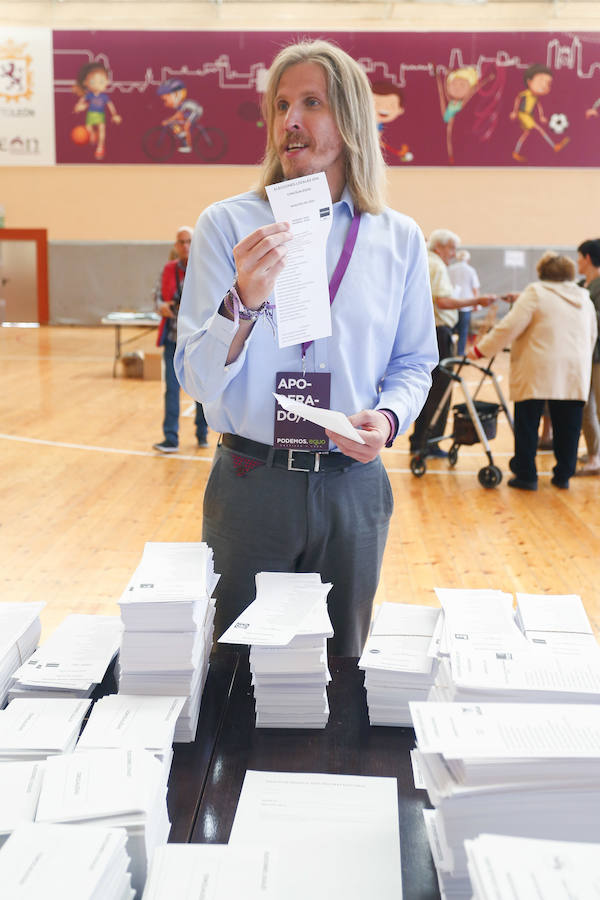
549,113,569,135
70,125,89,145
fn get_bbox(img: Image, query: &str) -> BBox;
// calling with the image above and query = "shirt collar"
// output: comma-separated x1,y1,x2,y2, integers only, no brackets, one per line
335,184,354,216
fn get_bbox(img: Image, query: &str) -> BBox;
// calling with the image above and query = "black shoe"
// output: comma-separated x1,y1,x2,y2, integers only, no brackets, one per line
507,476,537,491
551,476,569,489
427,446,449,459
153,439,179,453
197,439,209,449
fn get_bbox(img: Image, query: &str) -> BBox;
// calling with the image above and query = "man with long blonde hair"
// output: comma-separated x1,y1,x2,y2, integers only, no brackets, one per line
175,39,437,655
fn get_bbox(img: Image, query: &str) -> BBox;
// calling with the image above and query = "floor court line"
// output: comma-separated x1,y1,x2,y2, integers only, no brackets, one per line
0,433,212,462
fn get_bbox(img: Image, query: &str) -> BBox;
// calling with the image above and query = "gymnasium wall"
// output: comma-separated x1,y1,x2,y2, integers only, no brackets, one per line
2,2,600,321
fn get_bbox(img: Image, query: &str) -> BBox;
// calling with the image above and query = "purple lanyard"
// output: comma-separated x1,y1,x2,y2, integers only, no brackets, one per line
301,208,361,360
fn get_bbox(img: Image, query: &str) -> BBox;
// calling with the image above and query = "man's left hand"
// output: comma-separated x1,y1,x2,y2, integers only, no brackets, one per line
325,409,390,464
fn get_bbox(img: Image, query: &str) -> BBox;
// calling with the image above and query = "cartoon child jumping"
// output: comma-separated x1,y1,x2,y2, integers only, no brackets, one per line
73,62,121,161
436,66,494,164
157,78,203,153
510,64,569,162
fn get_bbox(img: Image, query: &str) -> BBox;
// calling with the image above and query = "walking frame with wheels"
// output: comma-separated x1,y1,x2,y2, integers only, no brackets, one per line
410,355,514,488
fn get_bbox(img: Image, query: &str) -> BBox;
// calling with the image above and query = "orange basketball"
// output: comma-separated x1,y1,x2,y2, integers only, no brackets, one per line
71,125,89,145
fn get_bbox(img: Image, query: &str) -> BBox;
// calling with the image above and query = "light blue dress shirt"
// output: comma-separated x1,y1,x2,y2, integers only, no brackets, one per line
175,186,438,448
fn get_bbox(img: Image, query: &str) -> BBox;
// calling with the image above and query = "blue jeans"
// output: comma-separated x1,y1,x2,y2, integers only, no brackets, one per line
163,339,207,444
453,310,471,357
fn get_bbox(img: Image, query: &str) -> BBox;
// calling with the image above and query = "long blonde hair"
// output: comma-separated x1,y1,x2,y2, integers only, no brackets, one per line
257,40,386,215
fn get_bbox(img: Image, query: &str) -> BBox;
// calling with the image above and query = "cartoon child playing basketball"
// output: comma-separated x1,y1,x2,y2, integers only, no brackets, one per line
73,62,122,161
510,64,569,163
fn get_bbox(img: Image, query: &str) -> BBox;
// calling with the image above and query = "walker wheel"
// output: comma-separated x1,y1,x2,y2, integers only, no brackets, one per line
478,465,502,488
410,456,427,478
448,445,459,467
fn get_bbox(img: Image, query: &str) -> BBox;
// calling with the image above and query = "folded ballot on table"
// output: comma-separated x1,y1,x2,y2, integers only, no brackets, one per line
36,748,168,898
9,614,121,701
516,592,600,656
0,822,134,900
0,602,44,707
0,697,90,762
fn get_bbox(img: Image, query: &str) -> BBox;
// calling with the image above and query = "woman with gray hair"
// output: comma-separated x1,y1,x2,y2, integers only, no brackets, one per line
470,251,597,490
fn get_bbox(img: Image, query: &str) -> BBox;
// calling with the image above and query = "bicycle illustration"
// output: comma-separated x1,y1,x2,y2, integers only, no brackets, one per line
142,118,228,162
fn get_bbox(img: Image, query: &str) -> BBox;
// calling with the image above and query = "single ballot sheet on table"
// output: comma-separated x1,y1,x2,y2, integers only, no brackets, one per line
273,393,365,444
434,588,526,654
218,572,329,646
266,173,333,349
229,770,402,900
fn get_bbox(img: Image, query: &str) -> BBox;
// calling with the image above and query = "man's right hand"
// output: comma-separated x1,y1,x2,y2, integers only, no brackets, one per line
233,222,292,309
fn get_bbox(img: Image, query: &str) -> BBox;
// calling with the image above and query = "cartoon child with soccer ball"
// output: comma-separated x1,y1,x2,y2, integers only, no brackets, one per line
72,62,122,161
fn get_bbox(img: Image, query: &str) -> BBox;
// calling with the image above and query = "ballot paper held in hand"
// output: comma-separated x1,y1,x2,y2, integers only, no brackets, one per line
273,393,365,444
266,173,333,350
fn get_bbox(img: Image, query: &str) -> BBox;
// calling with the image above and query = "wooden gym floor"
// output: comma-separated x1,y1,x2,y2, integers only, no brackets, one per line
1,325,599,639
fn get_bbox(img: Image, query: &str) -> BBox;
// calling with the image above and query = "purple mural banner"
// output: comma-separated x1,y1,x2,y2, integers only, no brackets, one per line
53,30,600,167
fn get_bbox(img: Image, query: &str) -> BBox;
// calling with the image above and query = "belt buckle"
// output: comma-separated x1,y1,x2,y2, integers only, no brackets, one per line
287,450,320,473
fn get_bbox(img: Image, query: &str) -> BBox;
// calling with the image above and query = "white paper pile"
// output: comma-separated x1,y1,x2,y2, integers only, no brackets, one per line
219,572,333,728
227,770,403,900
358,602,440,726
0,602,44,707
143,844,279,899
466,833,600,900
118,542,219,742
411,701,600,899
0,698,90,762
9,614,122,701
428,588,528,661
36,748,168,898
0,761,44,849
76,694,185,783
516,592,599,656
0,823,134,900
431,646,600,705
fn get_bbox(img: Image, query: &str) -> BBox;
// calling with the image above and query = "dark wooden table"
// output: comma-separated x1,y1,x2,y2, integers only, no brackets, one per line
187,655,440,900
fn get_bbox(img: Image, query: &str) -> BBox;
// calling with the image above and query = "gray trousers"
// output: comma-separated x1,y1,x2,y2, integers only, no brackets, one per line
582,362,600,458
202,444,394,657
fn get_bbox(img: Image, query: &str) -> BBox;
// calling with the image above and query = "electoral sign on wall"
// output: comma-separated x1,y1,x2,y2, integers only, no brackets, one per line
49,29,600,168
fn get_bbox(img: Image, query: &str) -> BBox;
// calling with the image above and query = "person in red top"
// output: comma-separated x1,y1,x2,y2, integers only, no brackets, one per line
153,227,208,452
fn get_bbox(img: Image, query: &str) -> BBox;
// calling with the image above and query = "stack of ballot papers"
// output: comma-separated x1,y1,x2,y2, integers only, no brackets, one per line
35,748,168,897
0,823,134,899
358,602,440,726
219,572,333,728
0,697,90,761
410,701,600,899
9,614,122,701
430,646,600,704
224,770,403,900
76,694,185,783
0,761,44,848
118,542,219,742
516,592,600,656
465,833,600,900
0,601,44,707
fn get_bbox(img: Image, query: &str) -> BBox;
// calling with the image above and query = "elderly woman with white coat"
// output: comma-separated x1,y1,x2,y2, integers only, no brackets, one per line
470,251,597,491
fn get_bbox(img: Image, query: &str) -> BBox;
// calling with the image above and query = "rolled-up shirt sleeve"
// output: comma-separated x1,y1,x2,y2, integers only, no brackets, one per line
175,203,257,404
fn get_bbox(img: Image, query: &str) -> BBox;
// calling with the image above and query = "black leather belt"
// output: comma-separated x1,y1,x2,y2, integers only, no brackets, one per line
220,433,358,473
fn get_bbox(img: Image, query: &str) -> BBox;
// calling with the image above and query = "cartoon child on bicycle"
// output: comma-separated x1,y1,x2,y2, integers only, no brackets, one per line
157,78,203,153
73,62,122,161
